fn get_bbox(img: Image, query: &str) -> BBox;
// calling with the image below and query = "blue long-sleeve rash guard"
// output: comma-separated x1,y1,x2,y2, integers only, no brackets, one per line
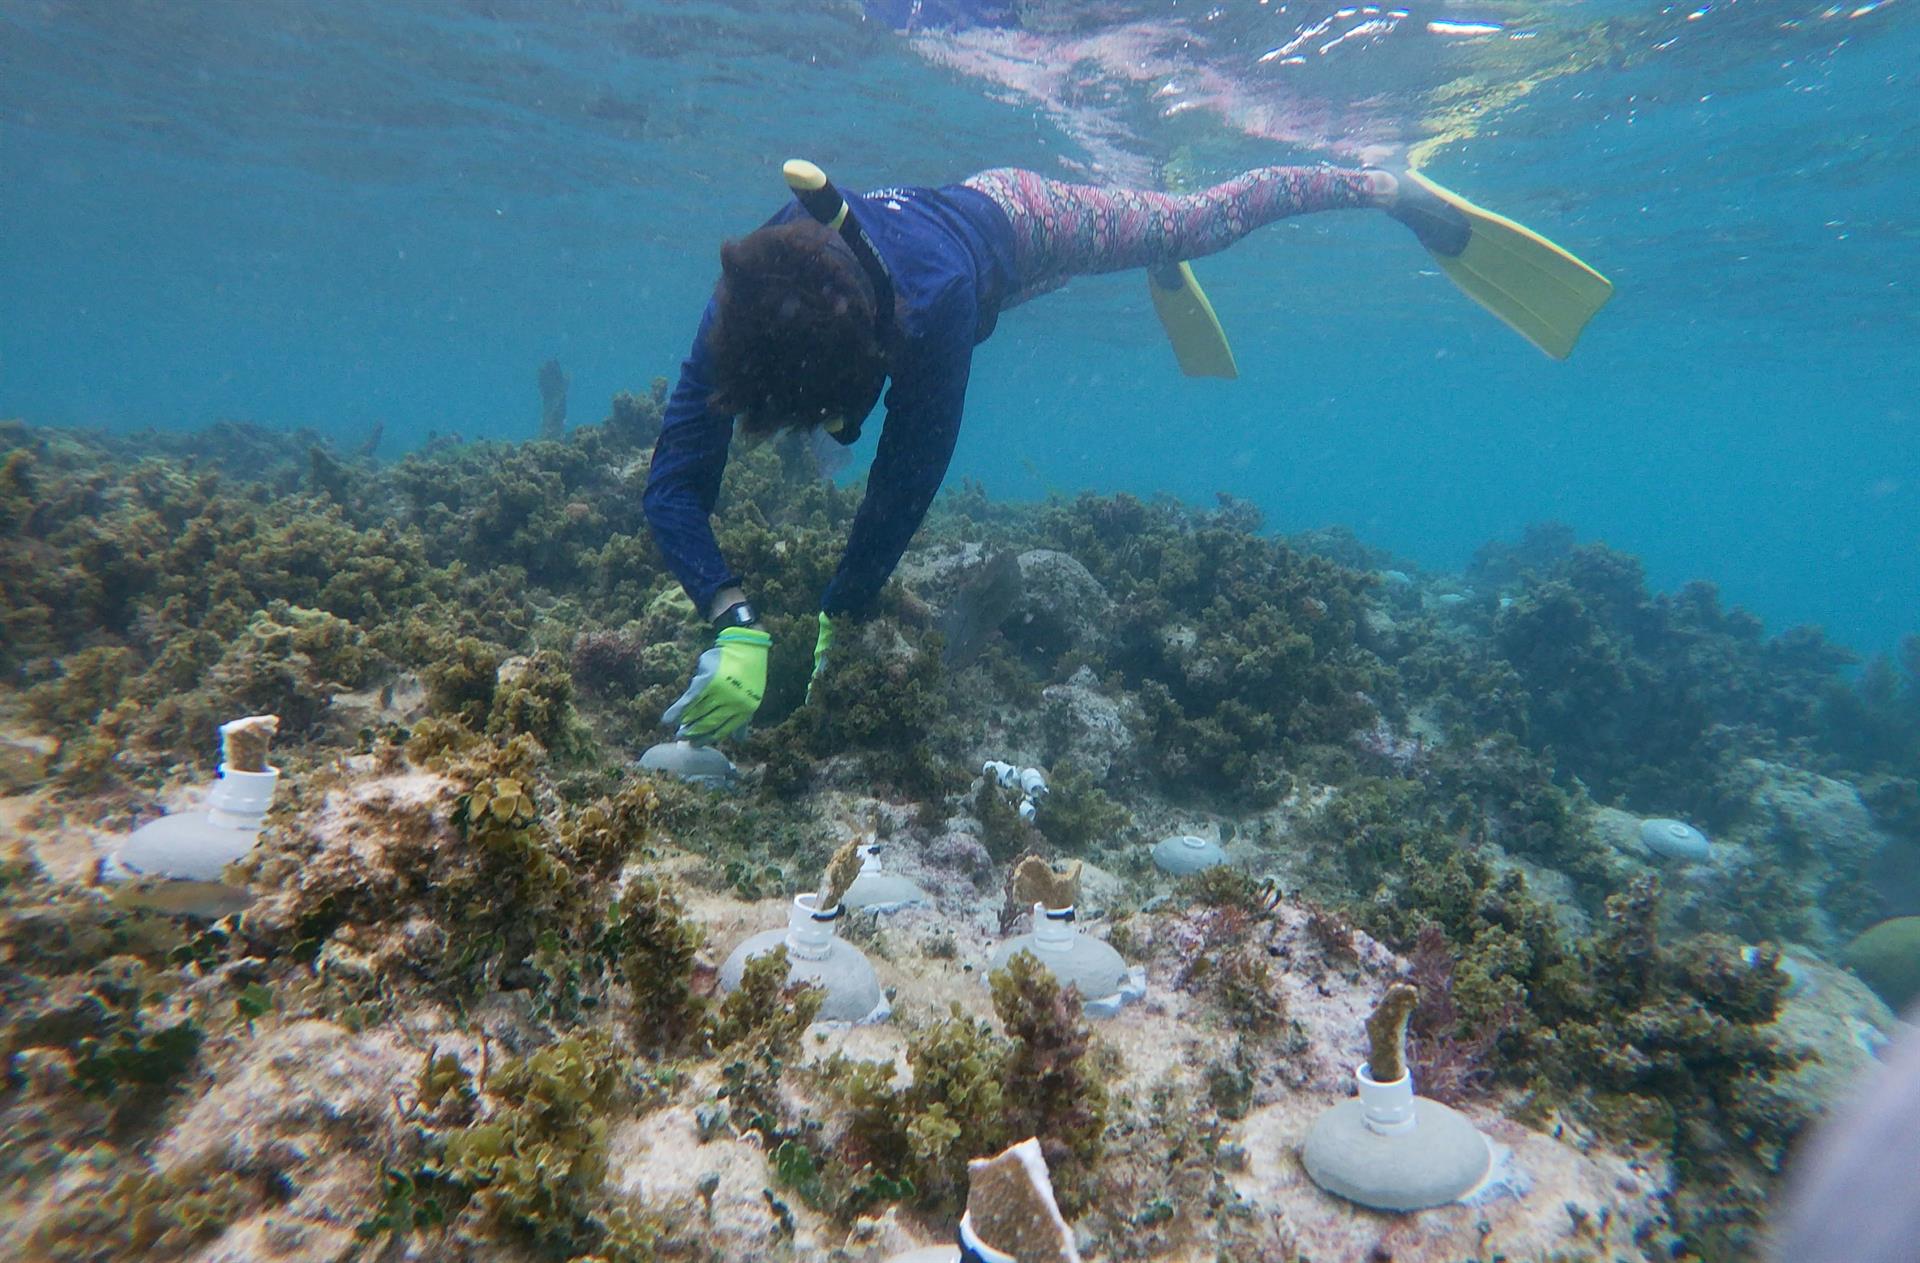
643,182,1018,619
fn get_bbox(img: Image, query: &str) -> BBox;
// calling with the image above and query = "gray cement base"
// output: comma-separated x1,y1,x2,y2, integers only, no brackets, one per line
1302,1097,1492,1212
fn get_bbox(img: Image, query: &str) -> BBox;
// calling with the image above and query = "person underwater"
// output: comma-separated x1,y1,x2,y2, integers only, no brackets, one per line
643,158,1611,743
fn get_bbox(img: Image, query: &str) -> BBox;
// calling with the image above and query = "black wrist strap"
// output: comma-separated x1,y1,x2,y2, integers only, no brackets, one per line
713,600,758,631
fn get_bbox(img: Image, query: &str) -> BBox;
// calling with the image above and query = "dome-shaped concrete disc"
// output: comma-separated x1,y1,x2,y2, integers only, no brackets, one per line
842,870,930,913
1302,1097,1492,1211
990,934,1130,1001
1152,834,1226,876
720,929,882,1023
637,740,737,786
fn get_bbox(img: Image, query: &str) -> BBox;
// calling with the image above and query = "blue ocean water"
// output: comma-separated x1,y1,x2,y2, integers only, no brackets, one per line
2,0,1914,652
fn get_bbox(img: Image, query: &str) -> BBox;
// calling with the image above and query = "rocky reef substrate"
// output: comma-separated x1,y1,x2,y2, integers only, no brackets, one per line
2,399,1916,1262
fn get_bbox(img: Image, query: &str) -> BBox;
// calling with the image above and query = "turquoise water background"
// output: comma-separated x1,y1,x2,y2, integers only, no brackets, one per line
3,1,1914,653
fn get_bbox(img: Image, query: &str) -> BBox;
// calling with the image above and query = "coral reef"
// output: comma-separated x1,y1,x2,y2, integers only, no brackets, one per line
3,404,1914,1263
1030,492,1382,806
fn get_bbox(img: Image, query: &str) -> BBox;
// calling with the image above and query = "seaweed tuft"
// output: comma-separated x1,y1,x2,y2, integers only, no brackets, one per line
601,873,709,1052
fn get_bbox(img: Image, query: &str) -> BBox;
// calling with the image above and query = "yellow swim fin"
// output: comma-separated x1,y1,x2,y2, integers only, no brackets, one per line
1399,169,1613,359
1147,261,1238,379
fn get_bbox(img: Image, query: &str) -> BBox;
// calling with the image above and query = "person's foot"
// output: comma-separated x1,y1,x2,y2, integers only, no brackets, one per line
1373,167,1471,256
1363,168,1400,207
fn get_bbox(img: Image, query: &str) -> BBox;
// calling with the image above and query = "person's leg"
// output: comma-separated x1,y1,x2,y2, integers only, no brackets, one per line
965,165,1389,298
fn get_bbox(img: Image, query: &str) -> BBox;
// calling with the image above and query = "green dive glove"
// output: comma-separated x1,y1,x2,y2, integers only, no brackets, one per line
807,612,835,702
662,626,770,744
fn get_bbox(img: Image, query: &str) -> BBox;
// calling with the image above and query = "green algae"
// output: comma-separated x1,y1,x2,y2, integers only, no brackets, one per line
1287,755,1812,1253
256,735,662,1002
1480,542,1859,820
990,951,1111,1209
600,874,708,1051
707,945,824,1055
22,1154,258,1263
1379,835,1803,1253
768,613,956,794
1035,758,1133,854
422,634,506,730
1033,491,1382,806
487,648,585,755
0,860,211,1140
818,951,1107,1217
442,1031,625,1246
973,773,1036,863
4,403,1917,1260
361,1034,682,1261
702,948,825,1186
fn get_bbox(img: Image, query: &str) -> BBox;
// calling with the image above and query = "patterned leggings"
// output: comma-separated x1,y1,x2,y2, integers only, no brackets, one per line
963,165,1379,304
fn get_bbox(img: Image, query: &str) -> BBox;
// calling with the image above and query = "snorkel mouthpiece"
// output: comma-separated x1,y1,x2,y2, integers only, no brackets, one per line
782,157,894,446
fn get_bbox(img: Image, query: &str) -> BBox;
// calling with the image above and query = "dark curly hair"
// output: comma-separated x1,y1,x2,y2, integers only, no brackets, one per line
705,219,889,437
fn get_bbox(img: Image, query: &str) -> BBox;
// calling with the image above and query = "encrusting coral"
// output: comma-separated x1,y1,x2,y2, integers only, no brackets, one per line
1009,854,1082,913
1840,915,1920,1013
1364,983,1418,1082
815,837,866,912
217,714,278,772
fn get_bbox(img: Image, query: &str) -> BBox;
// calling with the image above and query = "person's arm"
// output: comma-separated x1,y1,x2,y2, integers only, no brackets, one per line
645,303,772,744
643,301,745,618
820,340,973,617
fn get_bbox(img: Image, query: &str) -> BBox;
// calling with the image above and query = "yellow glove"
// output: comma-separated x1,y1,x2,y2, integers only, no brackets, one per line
807,612,835,702
662,627,770,743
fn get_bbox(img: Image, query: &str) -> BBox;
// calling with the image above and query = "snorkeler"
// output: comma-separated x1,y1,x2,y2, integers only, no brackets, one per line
645,159,1610,743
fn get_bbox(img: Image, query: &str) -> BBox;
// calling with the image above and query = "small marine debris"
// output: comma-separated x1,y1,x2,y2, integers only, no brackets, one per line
718,850,887,1023
840,844,930,915
990,857,1142,1017
637,739,737,787
939,550,1024,668
983,758,1048,821
1301,982,1496,1211
538,357,568,440
99,714,281,919
884,1136,1081,1263
1639,817,1711,862
1742,944,1813,998
1151,832,1225,877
